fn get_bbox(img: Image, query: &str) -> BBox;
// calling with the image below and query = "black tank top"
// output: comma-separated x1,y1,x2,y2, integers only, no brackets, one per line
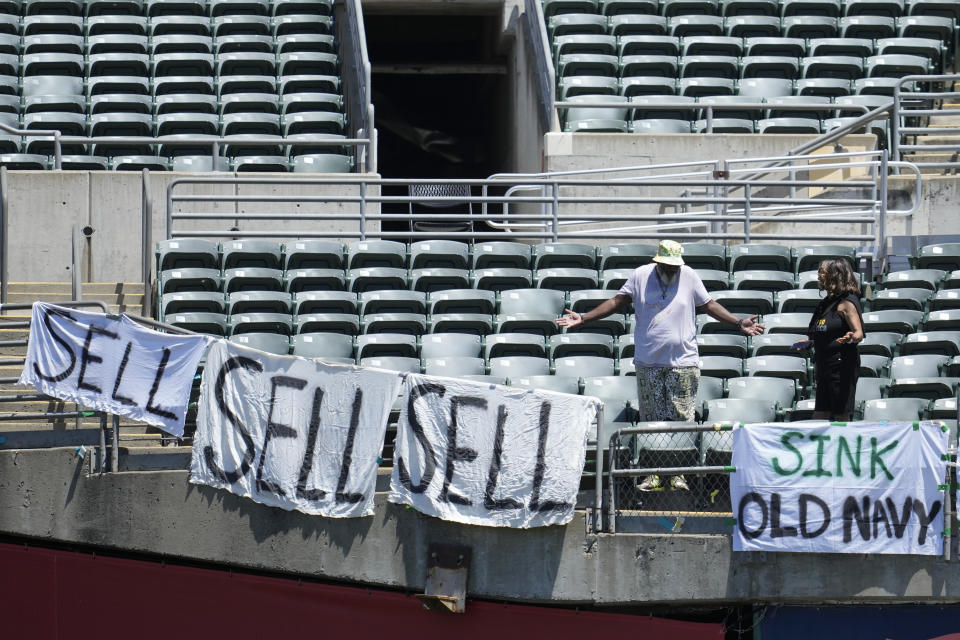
808,293,864,360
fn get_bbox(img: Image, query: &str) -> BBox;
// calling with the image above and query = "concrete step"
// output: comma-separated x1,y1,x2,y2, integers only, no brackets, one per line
3,282,145,315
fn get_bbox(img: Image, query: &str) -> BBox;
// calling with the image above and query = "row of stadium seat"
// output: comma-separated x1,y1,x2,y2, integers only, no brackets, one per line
0,152,352,171
542,0,960,20
0,33,336,55
0,52,341,77
0,0,334,18
158,238,881,272
158,266,871,294
570,115,878,134
0,15,334,37
549,14,955,40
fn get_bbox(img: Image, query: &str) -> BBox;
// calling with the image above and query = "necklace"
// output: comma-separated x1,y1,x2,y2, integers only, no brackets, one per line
655,270,673,299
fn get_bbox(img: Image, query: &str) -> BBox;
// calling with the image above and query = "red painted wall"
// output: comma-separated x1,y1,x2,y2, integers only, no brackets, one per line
0,541,723,640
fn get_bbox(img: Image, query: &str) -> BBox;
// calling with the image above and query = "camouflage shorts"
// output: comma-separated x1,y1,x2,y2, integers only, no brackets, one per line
634,366,700,422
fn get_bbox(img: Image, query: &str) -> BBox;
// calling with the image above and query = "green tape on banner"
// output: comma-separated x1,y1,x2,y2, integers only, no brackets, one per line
944,528,951,536
81,411,96,417
913,421,920,430
941,423,950,432
939,484,949,491
831,421,846,427
725,518,737,526
724,465,737,473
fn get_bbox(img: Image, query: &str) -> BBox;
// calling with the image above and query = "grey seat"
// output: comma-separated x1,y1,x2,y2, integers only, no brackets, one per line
292,291,357,315
227,291,291,315
420,333,483,359
360,357,420,374
549,333,615,359
554,355,616,377
697,334,749,358
777,289,825,313
484,333,547,359
284,268,346,293
428,289,496,315
711,290,774,315
751,333,808,357
424,357,486,378
291,154,353,173
229,313,293,336
727,375,797,406
295,313,360,336
489,356,551,378
509,375,581,395
862,397,929,421
858,331,902,358
355,333,418,359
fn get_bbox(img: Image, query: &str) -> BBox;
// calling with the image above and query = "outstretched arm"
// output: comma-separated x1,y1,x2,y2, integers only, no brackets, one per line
556,293,631,330
698,300,765,336
835,300,864,345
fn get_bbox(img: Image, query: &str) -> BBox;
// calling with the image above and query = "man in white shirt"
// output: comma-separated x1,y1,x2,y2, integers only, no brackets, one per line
556,239,764,490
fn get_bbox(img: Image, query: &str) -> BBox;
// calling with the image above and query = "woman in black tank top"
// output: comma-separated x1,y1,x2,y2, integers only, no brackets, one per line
795,258,866,421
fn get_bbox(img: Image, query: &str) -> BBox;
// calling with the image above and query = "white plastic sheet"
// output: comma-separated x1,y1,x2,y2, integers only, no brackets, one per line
19,302,210,437
191,340,402,518
389,374,601,528
731,421,947,555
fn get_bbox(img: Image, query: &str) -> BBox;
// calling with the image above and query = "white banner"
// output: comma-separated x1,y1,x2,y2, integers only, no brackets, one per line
19,302,209,437
389,374,600,528
190,340,402,518
732,421,947,555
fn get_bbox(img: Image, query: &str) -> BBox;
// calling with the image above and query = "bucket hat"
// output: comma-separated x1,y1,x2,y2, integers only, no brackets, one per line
652,239,684,266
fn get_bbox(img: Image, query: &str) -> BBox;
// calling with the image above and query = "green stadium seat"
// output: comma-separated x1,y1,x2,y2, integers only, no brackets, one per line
427,289,496,315
727,375,797,406
295,312,360,336
489,356,551,378
362,313,427,336
898,331,960,356
728,243,793,272
597,243,658,270
160,267,221,293
229,332,290,355
862,397,929,421
745,354,810,386
510,375,580,395
346,268,408,293
484,333,548,359
429,313,495,336
680,242,727,270
157,238,219,271
711,289,775,314
858,331,902,357
420,333,483,359
698,355,743,378
554,355,617,377
569,289,620,313
227,291,291,314
856,377,890,404
782,15,838,39
930,289,960,310
697,334,749,357
361,357,421,374
861,309,924,334
359,290,426,315
473,268,533,292
161,291,226,317
355,333,418,359
777,288,824,313
759,312,810,334
929,397,957,420
292,291,357,315
409,240,470,270
694,268,730,291
284,240,344,270
916,243,960,272
549,333,615,358
167,311,228,336
284,268,346,293
860,354,891,377
472,241,532,269
750,333,808,357
423,356,488,378
870,287,932,311
409,269,471,293
704,397,777,424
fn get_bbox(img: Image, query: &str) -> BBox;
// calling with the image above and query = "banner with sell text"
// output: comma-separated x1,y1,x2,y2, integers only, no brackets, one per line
19,302,210,437
190,340,402,518
389,373,601,528
731,421,948,555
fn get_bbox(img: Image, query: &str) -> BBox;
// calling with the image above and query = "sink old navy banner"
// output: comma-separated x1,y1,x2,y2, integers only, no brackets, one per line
19,302,210,437
190,340,402,518
389,374,601,528
731,422,948,555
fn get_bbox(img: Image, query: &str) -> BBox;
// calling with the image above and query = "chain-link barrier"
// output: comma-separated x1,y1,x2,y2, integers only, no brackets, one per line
605,422,738,533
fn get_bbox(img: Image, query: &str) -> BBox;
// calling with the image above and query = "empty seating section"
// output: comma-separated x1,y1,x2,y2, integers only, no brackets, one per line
546,0,954,134
0,0,353,171
156,238,960,424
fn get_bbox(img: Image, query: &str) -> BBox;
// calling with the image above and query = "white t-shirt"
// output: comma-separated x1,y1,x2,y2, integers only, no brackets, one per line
618,264,711,367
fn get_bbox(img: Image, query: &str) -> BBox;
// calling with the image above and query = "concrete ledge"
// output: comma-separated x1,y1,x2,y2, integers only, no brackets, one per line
1,447,958,606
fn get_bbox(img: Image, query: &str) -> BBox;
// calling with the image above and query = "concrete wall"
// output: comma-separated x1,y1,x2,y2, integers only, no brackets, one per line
2,447,959,607
3,171,380,283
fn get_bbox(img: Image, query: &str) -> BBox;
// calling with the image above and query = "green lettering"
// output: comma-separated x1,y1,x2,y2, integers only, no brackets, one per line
772,431,804,476
835,434,862,478
802,434,832,478
870,437,898,481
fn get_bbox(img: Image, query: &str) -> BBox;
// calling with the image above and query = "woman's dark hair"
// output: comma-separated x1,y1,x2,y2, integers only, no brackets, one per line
818,258,860,297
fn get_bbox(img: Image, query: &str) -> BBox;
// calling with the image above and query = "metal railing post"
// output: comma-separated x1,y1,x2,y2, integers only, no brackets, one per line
70,224,82,301
607,431,617,534
891,80,902,167
141,169,153,318
111,414,119,472
743,184,751,243
0,166,6,305
53,131,61,170
593,404,604,534
551,181,559,241
878,148,889,270
359,180,367,240
99,412,107,474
